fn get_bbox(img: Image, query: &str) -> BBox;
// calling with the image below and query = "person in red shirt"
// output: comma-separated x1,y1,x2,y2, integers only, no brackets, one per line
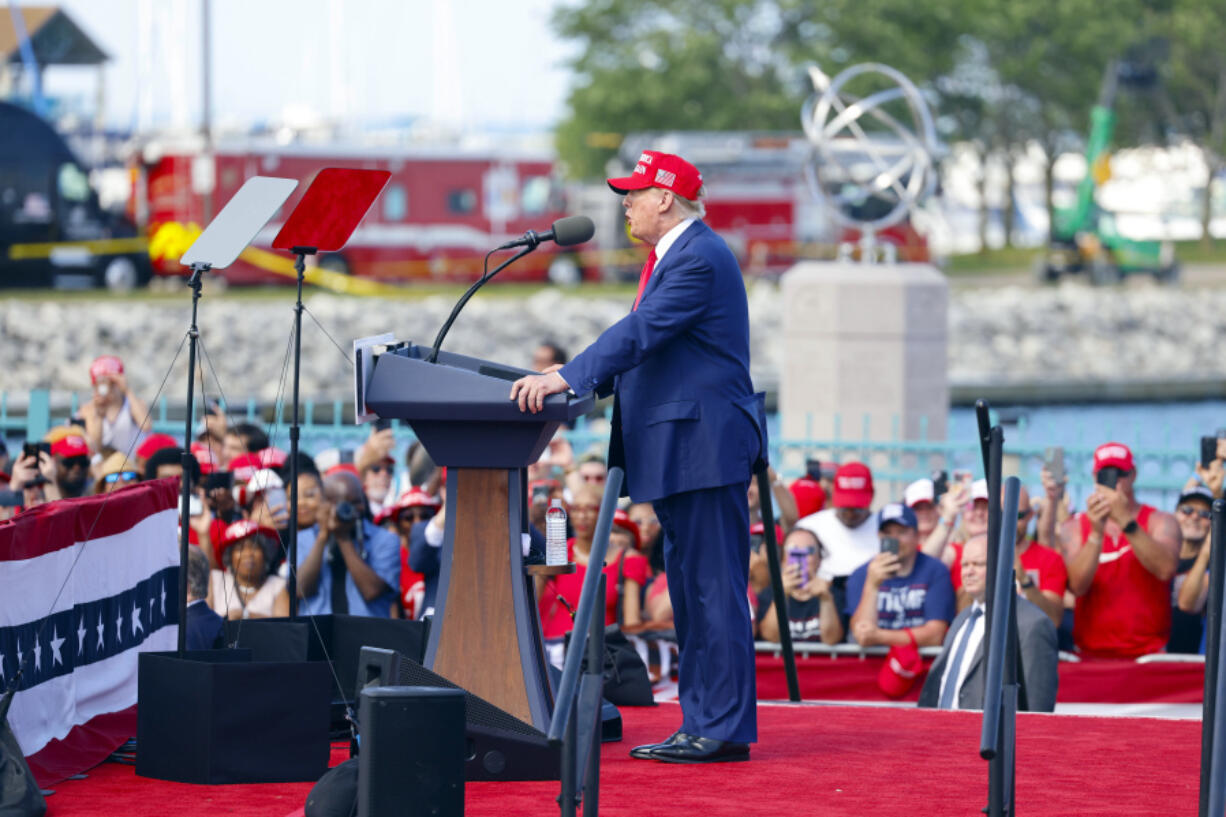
537,485,649,645
1059,442,1180,658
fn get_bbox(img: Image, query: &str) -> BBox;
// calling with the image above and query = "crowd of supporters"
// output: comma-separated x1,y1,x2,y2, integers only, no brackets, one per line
0,348,1217,701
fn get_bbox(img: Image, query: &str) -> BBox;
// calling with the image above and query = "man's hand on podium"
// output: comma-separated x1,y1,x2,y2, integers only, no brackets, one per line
510,364,568,414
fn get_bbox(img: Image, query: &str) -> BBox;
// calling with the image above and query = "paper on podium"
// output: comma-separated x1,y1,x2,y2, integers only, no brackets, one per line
272,168,391,252
180,176,298,270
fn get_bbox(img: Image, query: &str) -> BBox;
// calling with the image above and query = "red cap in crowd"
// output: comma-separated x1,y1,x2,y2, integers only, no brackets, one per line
790,478,827,518
220,519,277,549
377,488,440,525
228,453,263,483
1093,442,1134,474
51,435,90,459
325,463,360,479
612,509,641,550
832,462,873,509
89,355,124,384
190,441,219,474
749,520,785,543
606,150,704,200
257,447,288,469
137,433,178,461
878,631,923,698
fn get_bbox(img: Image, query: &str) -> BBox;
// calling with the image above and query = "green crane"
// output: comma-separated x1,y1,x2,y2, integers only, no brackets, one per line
1037,57,1178,285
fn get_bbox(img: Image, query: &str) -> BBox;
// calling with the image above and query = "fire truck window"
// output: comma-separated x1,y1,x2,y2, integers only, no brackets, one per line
447,189,477,214
383,184,408,221
57,163,91,203
521,176,550,216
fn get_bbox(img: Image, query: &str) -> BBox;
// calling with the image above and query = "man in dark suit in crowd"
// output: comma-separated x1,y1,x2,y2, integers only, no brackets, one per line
185,545,224,650
918,534,1059,711
511,150,765,763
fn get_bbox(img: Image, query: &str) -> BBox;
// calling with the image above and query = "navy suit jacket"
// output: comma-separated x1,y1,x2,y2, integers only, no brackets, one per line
560,220,765,502
185,599,225,651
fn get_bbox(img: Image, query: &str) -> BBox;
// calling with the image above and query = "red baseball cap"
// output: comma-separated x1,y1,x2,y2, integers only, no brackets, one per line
256,447,288,469
89,355,124,384
378,488,440,524
190,441,219,474
877,631,923,698
51,435,90,459
228,453,263,484
1093,442,1134,474
607,150,704,200
136,433,178,461
611,509,641,550
832,462,874,509
325,463,361,479
790,478,827,518
220,519,278,549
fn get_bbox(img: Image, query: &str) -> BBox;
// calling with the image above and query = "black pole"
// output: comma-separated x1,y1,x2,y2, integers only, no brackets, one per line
983,426,1005,816
178,265,207,654
1200,498,1226,816
286,249,313,616
755,466,800,701
582,577,605,816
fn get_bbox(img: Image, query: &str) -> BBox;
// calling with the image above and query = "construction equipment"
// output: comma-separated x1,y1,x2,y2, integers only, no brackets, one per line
1037,53,1179,285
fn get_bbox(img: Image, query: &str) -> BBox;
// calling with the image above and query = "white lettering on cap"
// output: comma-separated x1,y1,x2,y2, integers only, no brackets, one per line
633,163,648,175
1098,445,1130,462
639,153,653,164
654,169,676,187
838,476,867,490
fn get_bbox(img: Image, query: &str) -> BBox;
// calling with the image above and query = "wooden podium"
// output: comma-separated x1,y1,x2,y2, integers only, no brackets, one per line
362,343,594,734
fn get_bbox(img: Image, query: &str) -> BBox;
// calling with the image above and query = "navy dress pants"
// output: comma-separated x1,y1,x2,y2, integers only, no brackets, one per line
653,480,756,743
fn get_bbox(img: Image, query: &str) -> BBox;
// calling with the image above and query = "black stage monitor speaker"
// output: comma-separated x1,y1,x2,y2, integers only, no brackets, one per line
356,647,559,781
136,650,332,784
357,686,465,817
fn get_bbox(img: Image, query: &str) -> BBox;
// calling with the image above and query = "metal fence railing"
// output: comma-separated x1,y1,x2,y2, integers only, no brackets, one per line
1,391,1204,509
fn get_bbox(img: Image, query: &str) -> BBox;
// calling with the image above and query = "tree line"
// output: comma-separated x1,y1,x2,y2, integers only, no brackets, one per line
552,0,1226,246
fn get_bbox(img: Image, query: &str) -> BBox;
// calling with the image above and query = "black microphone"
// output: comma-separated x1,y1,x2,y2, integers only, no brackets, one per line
497,216,595,250
427,215,594,363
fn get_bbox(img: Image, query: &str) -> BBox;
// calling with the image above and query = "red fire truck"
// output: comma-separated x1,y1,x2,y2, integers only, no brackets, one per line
132,139,583,285
607,132,930,276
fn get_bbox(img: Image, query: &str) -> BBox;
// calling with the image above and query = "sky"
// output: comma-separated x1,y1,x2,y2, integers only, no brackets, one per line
31,0,576,133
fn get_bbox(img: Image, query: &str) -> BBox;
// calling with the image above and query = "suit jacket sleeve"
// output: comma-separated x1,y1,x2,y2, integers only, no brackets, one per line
408,520,440,576
1018,601,1060,712
559,250,713,396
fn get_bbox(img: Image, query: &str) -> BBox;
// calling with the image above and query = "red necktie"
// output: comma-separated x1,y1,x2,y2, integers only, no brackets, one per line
632,248,657,311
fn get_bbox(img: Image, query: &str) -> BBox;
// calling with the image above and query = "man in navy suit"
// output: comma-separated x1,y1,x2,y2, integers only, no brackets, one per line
511,150,764,763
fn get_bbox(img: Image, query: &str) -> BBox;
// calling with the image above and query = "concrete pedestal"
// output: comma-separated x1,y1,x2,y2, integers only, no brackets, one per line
780,262,948,498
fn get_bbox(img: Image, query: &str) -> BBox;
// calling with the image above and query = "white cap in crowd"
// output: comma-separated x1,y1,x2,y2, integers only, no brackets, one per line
903,478,935,507
971,478,989,501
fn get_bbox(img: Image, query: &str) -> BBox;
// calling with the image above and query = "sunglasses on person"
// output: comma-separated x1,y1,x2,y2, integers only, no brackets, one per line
1177,505,1212,520
400,507,435,522
367,463,392,474
103,471,140,484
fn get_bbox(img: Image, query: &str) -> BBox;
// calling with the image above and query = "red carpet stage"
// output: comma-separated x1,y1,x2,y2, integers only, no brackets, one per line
40,700,1202,817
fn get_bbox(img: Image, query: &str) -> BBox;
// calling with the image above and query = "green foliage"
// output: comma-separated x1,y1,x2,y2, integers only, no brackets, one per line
552,0,1226,181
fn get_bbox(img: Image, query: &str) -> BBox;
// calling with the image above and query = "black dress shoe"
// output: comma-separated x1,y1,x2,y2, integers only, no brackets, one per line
629,730,688,759
652,734,750,764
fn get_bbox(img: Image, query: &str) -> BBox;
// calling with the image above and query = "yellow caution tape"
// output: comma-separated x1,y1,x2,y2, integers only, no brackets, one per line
8,236,149,260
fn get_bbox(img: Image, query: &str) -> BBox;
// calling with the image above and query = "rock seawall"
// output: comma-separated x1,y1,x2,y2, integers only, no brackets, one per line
1,280,1221,403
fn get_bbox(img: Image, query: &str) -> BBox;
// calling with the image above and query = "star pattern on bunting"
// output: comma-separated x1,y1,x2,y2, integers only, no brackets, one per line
131,602,144,637
96,612,105,649
115,609,124,643
50,626,65,667
77,616,87,656
32,638,41,672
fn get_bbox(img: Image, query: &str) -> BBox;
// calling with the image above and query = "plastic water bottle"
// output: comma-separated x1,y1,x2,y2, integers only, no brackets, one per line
545,499,568,566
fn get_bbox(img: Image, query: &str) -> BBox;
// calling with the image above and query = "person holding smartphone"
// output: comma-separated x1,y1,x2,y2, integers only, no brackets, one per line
78,355,150,460
1059,442,1180,658
846,503,955,648
757,528,844,645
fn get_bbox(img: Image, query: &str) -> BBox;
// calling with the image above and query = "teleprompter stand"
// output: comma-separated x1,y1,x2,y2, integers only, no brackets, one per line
271,168,390,614
358,341,595,780
136,177,337,785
